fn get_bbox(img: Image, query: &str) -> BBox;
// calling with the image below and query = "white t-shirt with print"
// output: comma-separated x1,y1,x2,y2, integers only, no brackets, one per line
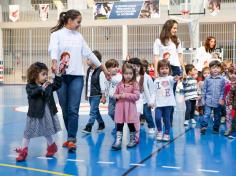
194,46,213,72
48,27,101,76
151,76,176,107
153,38,183,67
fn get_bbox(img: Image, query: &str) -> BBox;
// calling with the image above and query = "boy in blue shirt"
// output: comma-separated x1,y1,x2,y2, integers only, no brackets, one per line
201,60,225,134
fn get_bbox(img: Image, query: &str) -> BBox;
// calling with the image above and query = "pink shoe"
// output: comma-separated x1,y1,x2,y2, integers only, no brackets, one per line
46,143,58,157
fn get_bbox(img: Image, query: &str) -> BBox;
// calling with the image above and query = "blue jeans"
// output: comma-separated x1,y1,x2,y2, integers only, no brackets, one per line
155,106,172,134
57,75,84,142
143,103,155,128
201,105,221,129
87,96,104,125
170,66,181,125
108,97,116,121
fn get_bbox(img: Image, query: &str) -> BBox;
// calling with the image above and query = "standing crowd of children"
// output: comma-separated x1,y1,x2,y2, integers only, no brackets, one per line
15,49,236,161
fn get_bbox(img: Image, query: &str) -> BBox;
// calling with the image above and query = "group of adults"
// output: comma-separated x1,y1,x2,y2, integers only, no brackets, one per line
48,9,217,149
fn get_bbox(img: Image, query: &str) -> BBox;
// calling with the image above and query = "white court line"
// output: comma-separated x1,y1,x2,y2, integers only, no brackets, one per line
162,166,181,170
67,159,84,162
198,169,219,173
129,163,146,167
97,161,115,164
37,157,53,160
8,155,18,158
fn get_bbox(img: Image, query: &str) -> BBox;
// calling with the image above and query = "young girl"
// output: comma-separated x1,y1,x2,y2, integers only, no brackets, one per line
16,62,62,162
112,63,140,150
128,58,144,142
196,67,210,116
151,59,179,141
224,65,236,136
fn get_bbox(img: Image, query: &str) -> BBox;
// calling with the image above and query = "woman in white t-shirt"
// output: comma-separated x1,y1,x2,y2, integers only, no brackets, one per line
194,36,216,80
153,19,184,80
153,19,184,125
48,10,110,152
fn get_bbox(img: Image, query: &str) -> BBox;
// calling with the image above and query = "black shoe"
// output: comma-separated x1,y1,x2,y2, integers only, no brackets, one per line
200,127,207,134
97,122,105,132
212,127,219,134
82,125,92,134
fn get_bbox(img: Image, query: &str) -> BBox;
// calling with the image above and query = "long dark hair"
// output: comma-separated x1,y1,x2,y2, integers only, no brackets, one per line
160,19,179,48
51,9,81,33
204,36,216,53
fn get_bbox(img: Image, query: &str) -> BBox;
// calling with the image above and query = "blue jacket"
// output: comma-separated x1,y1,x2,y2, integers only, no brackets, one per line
202,75,225,108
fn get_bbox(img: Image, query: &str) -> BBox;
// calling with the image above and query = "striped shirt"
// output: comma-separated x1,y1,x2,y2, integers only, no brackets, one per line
183,76,198,101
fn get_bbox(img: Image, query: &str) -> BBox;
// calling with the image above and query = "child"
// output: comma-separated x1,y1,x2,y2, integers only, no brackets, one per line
201,60,225,134
128,58,144,142
141,59,155,134
16,62,62,162
105,59,122,133
151,59,179,141
183,64,199,126
221,59,232,125
224,65,236,136
112,63,140,150
196,67,210,116
227,67,236,138
82,50,106,133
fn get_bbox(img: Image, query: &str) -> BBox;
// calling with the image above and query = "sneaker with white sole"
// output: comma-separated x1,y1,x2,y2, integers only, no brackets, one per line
156,131,163,141
148,128,156,134
162,134,170,142
184,120,189,126
191,119,197,124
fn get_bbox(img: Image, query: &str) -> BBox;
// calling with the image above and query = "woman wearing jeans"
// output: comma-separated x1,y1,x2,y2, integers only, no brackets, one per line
153,19,184,126
49,9,110,152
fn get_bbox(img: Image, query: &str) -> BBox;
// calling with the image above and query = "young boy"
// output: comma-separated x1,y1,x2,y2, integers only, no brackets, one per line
82,50,106,133
105,59,122,133
141,59,155,134
183,64,199,126
201,60,225,134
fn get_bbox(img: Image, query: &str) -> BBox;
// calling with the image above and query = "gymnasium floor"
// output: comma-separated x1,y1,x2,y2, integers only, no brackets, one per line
0,85,235,176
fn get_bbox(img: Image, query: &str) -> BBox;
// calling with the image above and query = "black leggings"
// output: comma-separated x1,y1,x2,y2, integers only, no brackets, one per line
116,123,136,132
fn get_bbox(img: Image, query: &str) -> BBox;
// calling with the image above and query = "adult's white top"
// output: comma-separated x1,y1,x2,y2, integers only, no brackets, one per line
153,38,183,67
48,27,101,76
194,46,212,72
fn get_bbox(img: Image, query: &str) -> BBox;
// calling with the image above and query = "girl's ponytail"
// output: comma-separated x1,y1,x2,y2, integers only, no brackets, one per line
50,10,81,33
51,12,67,33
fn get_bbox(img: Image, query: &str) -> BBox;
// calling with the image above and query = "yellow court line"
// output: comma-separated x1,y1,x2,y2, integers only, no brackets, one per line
0,163,73,176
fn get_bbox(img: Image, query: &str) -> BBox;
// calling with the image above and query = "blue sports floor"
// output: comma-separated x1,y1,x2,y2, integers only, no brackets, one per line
0,85,236,176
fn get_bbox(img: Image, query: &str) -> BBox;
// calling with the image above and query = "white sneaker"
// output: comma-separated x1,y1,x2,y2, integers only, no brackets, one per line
184,120,189,126
148,128,156,134
191,119,197,124
156,131,163,141
162,134,170,142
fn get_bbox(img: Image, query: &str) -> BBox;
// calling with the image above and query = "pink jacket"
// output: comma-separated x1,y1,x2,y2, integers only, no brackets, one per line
114,81,140,123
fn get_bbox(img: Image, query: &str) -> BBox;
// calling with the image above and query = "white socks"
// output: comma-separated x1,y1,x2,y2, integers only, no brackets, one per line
45,135,54,146
22,138,30,148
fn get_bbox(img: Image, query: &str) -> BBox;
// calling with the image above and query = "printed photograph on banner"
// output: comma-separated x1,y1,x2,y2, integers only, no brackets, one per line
53,0,65,19
9,5,20,22
93,2,113,20
139,0,160,18
39,4,49,21
208,0,220,16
